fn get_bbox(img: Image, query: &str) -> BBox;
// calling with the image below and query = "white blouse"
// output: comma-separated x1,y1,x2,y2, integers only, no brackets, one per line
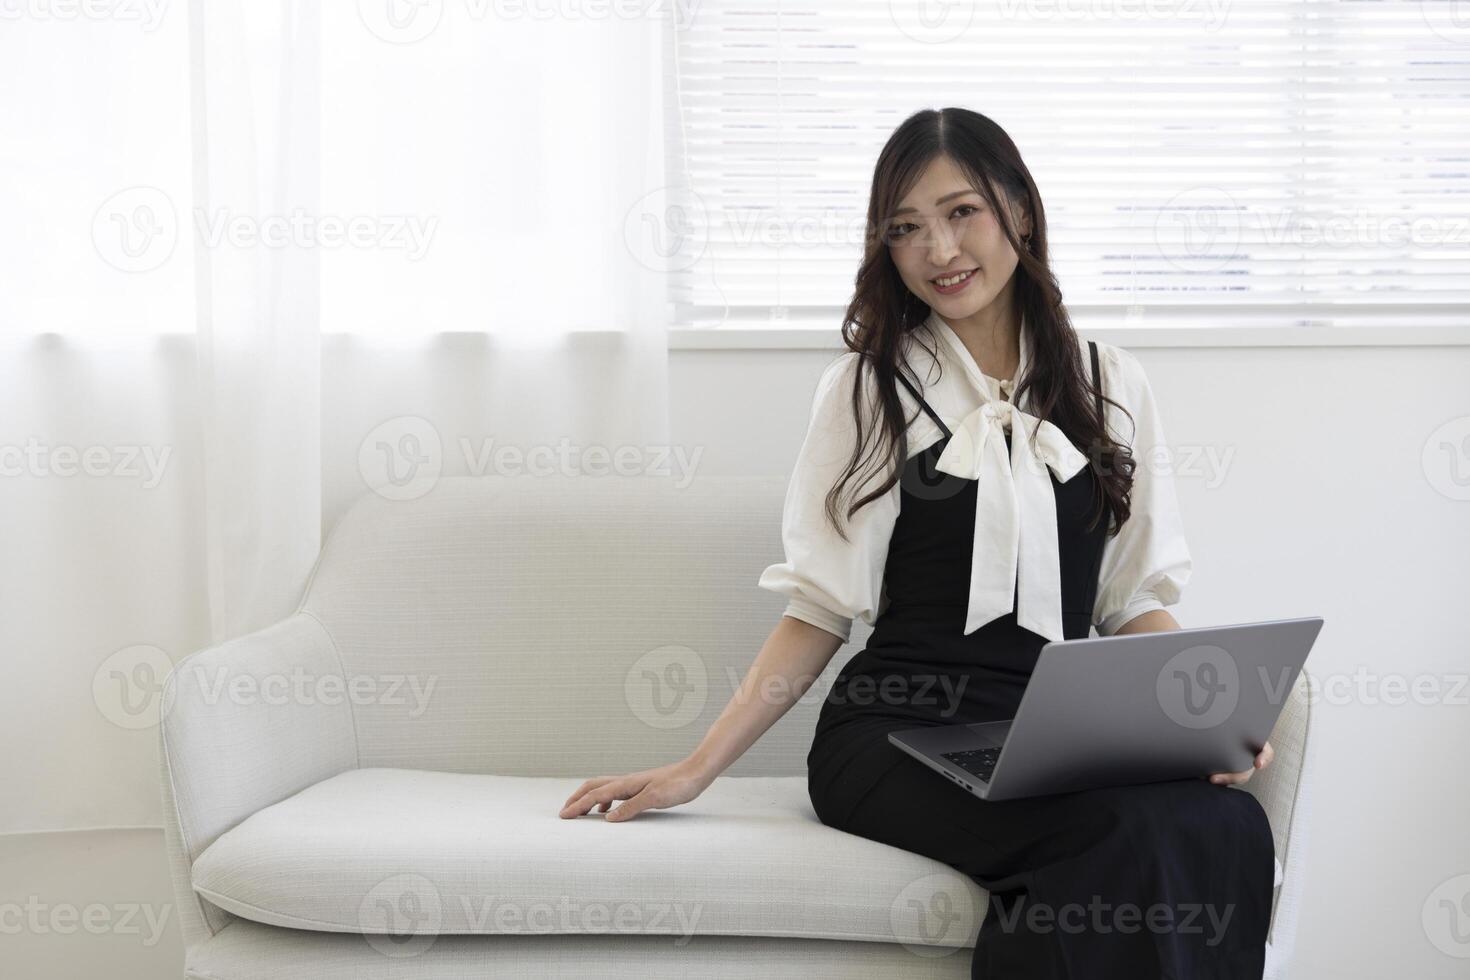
757,308,1191,644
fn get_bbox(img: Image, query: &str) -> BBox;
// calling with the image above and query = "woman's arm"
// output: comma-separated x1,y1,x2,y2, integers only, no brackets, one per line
561,355,899,822
557,615,842,821
683,616,842,786
1113,608,1179,635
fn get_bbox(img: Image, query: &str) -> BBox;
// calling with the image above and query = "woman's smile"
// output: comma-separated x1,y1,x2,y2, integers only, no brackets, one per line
931,267,980,294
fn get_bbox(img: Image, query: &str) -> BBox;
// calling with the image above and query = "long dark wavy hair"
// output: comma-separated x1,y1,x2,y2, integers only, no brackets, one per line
824,106,1136,542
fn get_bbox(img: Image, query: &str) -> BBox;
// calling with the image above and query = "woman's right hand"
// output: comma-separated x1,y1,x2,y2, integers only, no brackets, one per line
557,758,714,822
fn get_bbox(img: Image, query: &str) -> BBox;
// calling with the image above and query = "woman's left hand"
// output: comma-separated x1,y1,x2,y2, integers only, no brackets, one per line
1207,740,1273,786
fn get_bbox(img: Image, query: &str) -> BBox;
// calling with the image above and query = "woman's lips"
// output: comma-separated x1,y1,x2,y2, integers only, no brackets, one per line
931,268,978,295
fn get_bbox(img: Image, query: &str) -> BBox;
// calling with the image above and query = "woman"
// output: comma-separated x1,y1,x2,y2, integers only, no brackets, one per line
559,107,1276,978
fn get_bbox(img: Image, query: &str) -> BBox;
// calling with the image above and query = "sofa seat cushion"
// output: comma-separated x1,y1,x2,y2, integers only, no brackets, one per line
192,768,1283,945
191,768,988,946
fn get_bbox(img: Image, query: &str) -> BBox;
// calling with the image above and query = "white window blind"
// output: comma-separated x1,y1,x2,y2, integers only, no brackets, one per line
666,0,1470,329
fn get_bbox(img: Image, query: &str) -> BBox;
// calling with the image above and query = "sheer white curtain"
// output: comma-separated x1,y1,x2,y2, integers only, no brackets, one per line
189,0,323,642
319,2,672,513
0,4,670,834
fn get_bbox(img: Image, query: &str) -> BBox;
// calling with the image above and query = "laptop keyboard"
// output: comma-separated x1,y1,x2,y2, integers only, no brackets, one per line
940,747,1001,783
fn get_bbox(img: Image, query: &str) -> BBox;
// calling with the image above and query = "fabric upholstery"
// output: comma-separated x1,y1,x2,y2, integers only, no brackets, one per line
160,612,359,935
297,476,818,778
185,917,975,980
158,475,1311,978
1241,667,1316,976
191,767,1284,941
192,768,988,942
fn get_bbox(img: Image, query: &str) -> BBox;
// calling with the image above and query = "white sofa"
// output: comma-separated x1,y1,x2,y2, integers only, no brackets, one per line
159,475,1315,979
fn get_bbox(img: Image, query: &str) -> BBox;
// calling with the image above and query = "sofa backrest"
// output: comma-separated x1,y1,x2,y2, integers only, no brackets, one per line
299,475,870,778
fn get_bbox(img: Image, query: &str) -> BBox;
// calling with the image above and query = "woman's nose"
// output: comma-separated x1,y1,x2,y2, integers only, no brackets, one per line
925,221,960,265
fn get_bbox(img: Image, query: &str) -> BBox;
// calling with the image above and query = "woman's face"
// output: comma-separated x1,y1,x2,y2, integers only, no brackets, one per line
884,154,1030,320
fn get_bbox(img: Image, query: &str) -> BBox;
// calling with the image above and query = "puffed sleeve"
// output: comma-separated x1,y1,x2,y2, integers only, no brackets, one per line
757,352,901,643
1091,344,1192,636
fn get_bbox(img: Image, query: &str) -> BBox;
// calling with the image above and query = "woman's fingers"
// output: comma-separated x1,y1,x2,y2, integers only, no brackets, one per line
559,775,646,818
607,791,654,822
559,780,607,817
561,777,612,810
560,762,709,822
560,787,608,817
1207,741,1275,785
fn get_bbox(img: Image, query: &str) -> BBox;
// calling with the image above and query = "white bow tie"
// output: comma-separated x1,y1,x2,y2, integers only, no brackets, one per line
931,395,1090,641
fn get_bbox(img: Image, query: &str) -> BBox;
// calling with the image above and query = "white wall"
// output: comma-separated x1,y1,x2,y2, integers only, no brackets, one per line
669,337,1470,980
3,336,1466,979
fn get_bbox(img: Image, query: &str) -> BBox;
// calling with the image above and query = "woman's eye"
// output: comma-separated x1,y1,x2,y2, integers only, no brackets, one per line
886,206,979,241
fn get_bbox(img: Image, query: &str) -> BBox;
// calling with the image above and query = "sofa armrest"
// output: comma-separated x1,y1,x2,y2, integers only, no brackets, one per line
159,611,358,940
1240,668,1315,976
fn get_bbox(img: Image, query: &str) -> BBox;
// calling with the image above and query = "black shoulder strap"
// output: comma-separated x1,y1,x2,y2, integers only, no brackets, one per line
1089,339,1103,426
894,371,952,439
1087,338,1108,621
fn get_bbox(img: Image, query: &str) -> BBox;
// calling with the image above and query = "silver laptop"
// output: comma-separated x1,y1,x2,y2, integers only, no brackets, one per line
887,617,1324,802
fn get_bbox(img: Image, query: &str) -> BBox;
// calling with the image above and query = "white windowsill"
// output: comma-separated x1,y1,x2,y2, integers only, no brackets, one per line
670,323,1470,349
20,321,1468,349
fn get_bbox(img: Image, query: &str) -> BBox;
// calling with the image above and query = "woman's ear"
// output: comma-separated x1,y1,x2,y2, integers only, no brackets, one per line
1008,198,1032,244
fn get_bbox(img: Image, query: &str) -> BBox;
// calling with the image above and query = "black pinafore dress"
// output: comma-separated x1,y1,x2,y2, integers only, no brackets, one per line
805,343,1276,979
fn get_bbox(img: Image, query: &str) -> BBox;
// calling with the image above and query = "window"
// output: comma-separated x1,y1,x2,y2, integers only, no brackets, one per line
667,0,1470,330
1,12,194,337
